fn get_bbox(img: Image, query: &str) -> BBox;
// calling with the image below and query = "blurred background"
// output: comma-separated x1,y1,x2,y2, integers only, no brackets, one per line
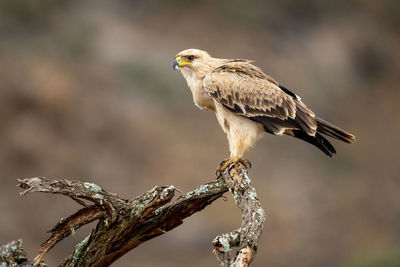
0,0,399,266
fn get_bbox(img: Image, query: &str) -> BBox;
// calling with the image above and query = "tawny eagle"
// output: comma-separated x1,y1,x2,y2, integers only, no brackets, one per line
173,49,355,171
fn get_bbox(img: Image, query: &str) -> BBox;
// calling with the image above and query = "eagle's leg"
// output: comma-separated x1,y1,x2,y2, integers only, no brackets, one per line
214,111,259,177
216,135,252,177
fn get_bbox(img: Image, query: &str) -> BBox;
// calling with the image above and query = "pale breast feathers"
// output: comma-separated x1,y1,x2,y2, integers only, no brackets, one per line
203,61,297,120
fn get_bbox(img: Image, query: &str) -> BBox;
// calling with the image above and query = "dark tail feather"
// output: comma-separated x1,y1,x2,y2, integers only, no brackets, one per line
292,130,336,157
316,117,355,143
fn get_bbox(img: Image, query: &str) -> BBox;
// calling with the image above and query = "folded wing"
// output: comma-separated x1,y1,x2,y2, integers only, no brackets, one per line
203,61,317,136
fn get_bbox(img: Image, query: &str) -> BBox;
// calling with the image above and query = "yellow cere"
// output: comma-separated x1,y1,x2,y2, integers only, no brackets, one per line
177,56,192,67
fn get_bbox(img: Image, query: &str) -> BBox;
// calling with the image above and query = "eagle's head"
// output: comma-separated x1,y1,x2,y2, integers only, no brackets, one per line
173,49,216,78
173,49,211,70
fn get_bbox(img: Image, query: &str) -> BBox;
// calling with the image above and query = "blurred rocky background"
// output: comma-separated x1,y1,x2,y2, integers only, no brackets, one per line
0,0,399,266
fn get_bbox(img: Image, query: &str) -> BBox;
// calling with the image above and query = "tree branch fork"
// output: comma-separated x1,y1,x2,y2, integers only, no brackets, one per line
1,163,265,267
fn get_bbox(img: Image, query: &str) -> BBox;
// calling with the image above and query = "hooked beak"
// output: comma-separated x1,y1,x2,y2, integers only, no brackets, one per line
173,58,179,70
173,56,191,70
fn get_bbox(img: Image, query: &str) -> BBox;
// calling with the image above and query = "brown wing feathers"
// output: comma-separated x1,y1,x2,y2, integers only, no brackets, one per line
204,61,354,157
204,62,297,120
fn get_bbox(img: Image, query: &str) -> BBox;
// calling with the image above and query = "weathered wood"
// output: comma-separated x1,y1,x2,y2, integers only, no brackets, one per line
12,163,265,266
214,163,266,267
17,177,229,266
0,239,47,267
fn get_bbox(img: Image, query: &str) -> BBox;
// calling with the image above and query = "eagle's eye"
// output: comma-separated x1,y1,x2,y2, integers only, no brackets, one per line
188,55,195,60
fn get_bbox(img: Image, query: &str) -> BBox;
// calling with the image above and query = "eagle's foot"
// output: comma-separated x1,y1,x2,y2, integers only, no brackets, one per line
216,157,251,178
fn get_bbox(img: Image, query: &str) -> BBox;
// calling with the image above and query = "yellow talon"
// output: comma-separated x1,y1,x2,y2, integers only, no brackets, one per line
216,157,251,178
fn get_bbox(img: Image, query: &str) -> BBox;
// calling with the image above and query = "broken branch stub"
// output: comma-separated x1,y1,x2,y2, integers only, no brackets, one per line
0,239,48,267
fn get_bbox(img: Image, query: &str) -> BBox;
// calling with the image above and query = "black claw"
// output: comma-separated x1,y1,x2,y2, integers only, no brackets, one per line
216,164,224,179
227,165,234,173
246,160,252,169
216,158,229,179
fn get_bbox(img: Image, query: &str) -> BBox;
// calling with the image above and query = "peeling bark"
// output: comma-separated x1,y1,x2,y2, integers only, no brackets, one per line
0,239,47,267
17,177,228,266
6,162,265,266
214,163,266,267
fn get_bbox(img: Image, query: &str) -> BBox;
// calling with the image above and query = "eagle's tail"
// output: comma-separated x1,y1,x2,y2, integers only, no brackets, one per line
250,114,355,157
315,117,356,144
292,130,336,157
290,117,355,157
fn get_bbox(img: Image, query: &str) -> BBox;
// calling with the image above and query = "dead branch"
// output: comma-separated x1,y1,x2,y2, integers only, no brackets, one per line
0,239,47,267
214,163,266,266
10,163,265,266
17,177,228,266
